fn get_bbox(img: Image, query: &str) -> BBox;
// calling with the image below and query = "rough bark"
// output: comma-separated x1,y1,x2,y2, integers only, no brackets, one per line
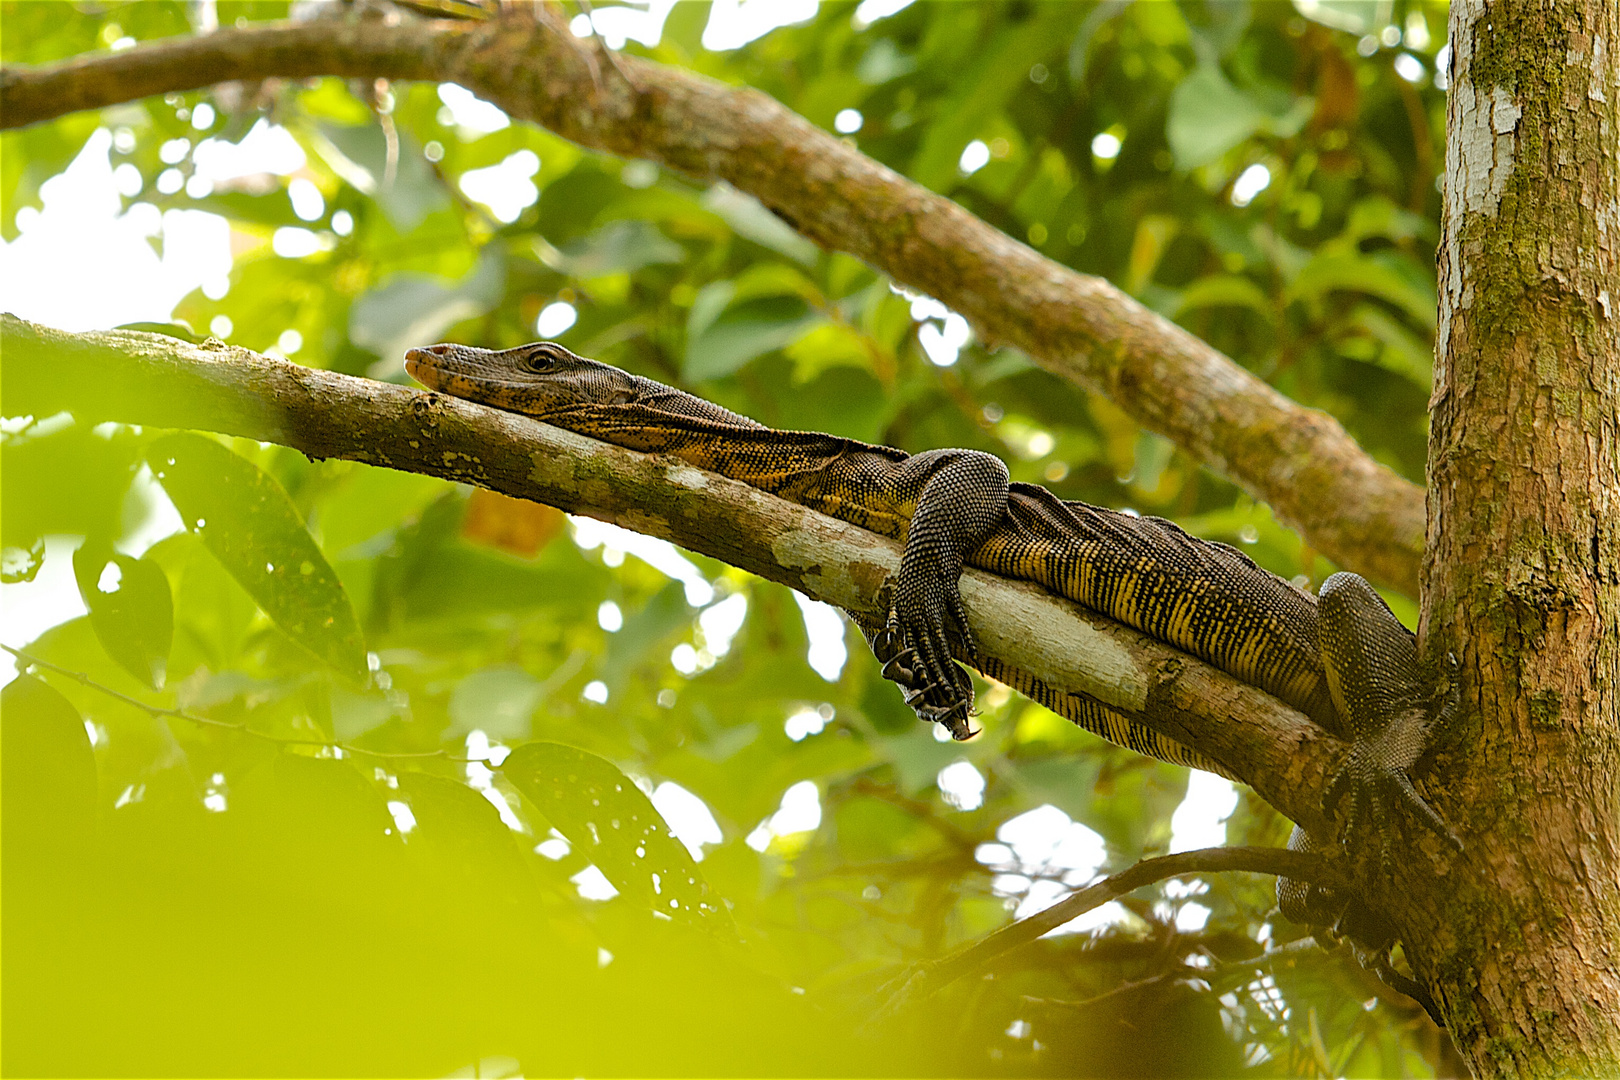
1417,2,1620,1074
0,314,1341,840
0,9,1427,594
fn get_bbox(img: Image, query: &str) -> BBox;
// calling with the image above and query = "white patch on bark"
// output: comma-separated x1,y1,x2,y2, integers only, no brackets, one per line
771,524,893,612
1439,8,1524,352
527,430,594,487
665,464,709,490
1489,86,1523,136
1445,18,1521,220
1590,35,1609,102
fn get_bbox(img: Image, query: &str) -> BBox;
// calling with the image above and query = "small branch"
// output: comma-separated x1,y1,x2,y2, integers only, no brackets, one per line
2,645,482,763
894,846,1347,1004
1,315,1341,834
0,14,1426,593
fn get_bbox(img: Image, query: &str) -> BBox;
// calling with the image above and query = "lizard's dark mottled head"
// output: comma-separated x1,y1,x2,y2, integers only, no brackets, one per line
404,341,639,418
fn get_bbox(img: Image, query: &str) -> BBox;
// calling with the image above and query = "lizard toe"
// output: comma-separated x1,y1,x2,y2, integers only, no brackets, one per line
945,587,979,662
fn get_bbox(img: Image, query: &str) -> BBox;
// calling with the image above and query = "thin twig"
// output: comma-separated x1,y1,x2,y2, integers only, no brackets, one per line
2,643,482,763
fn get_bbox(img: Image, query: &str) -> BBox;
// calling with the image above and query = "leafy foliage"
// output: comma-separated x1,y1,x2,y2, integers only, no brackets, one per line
2,1,1456,1075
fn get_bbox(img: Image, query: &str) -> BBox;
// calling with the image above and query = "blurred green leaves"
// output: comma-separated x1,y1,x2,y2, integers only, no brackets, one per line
1168,63,1311,169
349,248,505,370
0,675,97,862
550,219,686,278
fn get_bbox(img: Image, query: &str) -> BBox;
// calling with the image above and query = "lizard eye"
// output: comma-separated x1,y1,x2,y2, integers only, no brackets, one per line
525,348,556,373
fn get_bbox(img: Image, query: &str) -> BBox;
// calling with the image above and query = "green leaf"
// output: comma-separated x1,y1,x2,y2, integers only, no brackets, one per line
686,280,736,342
907,4,1074,191
113,320,204,343
684,296,821,381
1288,251,1438,327
783,322,875,383
1341,195,1434,246
771,365,890,442
1294,0,1387,35
602,581,695,694
312,121,450,232
1069,0,1134,82
349,249,505,366
856,38,918,85
0,424,138,551
699,184,819,265
1175,273,1274,318
396,772,534,898
1005,754,1103,823
728,261,825,305
392,543,605,622
145,433,367,681
550,219,686,277
447,667,543,739
503,741,734,934
1347,302,1435,387
880,724,967,796
1166,64,1266,170
71,540,173,690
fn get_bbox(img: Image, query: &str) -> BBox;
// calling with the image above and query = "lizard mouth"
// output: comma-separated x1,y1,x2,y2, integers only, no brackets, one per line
403,344,454,390
402,346,519,415
403,344,530,399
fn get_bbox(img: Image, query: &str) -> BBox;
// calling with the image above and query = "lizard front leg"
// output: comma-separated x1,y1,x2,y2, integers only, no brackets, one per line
1315,572,1463,862
869,450,1010,740
1278,572,1462,948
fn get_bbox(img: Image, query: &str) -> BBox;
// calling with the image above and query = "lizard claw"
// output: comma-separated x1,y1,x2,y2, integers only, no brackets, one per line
917,701,978,740
880,649,923,687
868,619,901,664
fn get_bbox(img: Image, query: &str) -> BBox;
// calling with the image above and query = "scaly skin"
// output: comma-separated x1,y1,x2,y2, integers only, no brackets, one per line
404,341,1461,938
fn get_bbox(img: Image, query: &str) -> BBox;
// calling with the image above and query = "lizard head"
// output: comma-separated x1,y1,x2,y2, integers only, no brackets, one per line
404,341,640,418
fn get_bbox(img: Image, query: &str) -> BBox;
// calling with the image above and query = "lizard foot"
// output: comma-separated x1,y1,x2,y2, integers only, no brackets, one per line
867,588,979,740
1322,719,1465,882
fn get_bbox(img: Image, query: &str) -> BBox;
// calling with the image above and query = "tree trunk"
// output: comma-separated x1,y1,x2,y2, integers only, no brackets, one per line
1422,0,1620,1073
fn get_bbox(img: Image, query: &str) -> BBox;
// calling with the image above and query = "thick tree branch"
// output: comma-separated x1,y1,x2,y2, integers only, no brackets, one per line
1412,0,1620,1067
1,314,1339,836
0,12,1426,594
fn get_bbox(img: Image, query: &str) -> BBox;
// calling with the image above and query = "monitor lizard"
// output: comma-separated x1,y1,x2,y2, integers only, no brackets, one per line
403,340,1461,944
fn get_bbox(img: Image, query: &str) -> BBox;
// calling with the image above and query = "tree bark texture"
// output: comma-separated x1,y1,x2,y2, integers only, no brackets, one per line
0,8,1427,594
1422,1,1620,1074
0,315,1342,841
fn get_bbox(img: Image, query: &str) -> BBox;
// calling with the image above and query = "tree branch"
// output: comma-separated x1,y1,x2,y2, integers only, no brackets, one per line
0,314,1339,836
0,12,1426,594
896,846,1349,1003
